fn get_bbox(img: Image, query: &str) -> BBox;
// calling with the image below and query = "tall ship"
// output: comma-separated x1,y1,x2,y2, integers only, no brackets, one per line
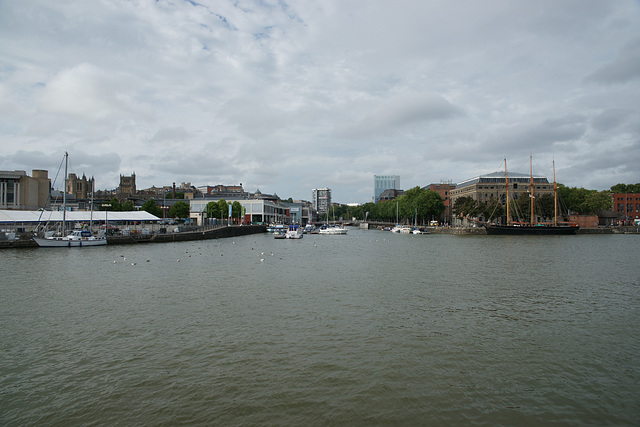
484,156,579,236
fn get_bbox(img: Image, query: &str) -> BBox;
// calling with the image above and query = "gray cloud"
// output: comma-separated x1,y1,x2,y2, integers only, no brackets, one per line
1,0,639,201
585,39,640,84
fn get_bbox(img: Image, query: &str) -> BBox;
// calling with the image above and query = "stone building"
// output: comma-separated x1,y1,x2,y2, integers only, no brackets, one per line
66,173,94,200
118,173,136,197
450,171,554,207
0,169,50,210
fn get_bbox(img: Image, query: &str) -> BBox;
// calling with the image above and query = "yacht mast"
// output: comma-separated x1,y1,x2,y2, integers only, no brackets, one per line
529,153,534,225
553,158,558,226
62,151,68,236
504,157,510,225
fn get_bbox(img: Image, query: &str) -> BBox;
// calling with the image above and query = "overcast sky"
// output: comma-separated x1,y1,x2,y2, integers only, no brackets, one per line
1,0,639,203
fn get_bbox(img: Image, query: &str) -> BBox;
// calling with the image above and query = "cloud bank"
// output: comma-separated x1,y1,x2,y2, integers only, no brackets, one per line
0,0,638,202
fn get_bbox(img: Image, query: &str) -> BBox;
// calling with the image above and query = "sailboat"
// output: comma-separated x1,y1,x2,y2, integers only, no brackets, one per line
33,152,107,247
484,156,579,235
318,205,348,235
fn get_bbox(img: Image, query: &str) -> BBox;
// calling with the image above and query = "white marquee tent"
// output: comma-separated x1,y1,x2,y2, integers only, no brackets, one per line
0,210,160,224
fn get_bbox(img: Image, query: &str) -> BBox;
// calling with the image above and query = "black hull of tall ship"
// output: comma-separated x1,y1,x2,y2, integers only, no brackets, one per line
485,224,579,235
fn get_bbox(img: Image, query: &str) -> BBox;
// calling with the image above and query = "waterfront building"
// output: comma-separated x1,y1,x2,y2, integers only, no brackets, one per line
0,169,50,210
312,188,331,214
426,181,456,224
611,193,640,225
374,175,400,203
281,202,304,224
450,171,554,208
189,197,289,225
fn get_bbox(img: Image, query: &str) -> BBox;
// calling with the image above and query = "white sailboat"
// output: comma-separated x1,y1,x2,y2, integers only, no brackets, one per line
318,205,348,235
33,152,107,247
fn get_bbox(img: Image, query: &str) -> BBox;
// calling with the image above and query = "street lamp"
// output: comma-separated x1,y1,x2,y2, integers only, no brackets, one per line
102,203,111,235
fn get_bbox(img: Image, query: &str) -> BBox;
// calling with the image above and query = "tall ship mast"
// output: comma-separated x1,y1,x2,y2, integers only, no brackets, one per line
485,156,579,235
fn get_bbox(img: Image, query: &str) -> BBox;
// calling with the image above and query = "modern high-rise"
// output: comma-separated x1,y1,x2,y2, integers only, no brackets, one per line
374,175,400,203
312,188,331,213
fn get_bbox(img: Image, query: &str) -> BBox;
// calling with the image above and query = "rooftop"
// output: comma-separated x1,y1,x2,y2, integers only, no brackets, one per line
456,171,549,188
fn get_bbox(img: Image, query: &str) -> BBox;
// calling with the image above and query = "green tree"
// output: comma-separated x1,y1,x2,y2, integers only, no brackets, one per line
121,200,135,211
169,201,189,219
479,197,504,221
581,191,612,213
421,190,445,223
534,193,555,219
206,201,220,219
142,199,163,217
452,196,477,218
512,193,531,221
217,199,229,219
559,186,612,214
611,183,640,193
101,197,122,211
379,199,398,222
362,202,375,221
232,201,243,222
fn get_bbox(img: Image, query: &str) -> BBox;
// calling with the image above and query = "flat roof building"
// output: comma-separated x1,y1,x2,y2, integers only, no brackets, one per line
312,188,331,214
0,170,50,210
450,171,553,207
611,193,640,225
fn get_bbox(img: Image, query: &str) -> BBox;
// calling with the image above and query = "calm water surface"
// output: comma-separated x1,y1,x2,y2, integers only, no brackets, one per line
1,229,639,426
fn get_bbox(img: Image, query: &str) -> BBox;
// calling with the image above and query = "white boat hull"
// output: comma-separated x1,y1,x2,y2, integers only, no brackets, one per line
33,236,107,247
318,227,348,235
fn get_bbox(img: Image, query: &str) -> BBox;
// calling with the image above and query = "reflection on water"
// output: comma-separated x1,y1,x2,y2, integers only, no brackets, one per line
1,231,639,425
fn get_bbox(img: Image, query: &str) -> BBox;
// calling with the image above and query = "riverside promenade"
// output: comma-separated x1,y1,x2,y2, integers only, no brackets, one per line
0,224,267,248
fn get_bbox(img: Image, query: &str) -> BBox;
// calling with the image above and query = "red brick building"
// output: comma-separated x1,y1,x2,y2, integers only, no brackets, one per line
428,182,456,224
611,193,640,225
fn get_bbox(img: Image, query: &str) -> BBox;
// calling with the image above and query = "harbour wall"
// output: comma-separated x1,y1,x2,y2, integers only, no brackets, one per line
106,224,266,245
0,225,266,248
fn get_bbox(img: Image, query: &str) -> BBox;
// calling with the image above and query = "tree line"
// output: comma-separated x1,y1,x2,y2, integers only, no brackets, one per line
324,187,445,225
109,182,638,224
452,184,615,221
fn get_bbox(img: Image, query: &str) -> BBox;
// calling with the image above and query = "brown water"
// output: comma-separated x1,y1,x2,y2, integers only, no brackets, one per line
1,230,638,425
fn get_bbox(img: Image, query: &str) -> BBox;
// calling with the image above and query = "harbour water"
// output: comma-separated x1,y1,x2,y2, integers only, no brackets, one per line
1,229,638,426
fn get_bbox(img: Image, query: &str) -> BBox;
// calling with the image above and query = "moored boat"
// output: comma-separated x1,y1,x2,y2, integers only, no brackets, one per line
485,223,578,235
284,224,304,239
484,156,579,236
32,152,107,248
318,224,348,235
33,230,107,247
